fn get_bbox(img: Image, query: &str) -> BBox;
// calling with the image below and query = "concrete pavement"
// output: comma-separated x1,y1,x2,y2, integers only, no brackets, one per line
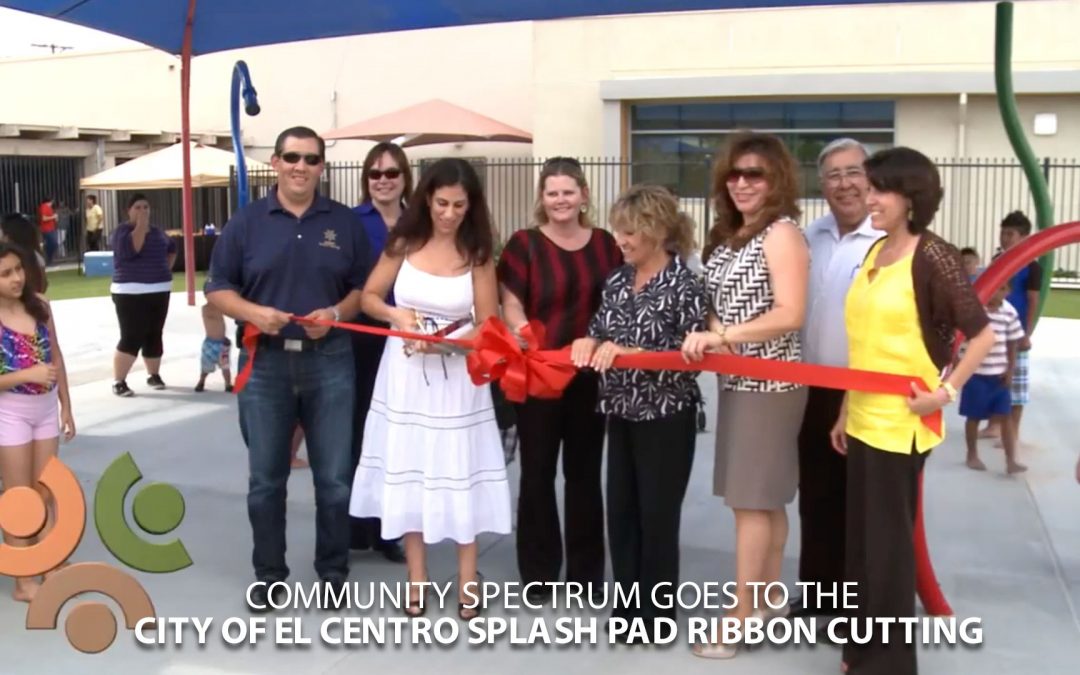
1,292,1078,674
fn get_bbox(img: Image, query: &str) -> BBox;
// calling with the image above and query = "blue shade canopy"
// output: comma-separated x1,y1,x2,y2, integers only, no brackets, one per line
1,1,948,56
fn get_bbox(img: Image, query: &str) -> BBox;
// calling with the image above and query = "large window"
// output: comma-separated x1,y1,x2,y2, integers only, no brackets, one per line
629,100,895,196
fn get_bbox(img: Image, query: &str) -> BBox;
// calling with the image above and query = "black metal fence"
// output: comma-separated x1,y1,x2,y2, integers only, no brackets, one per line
0,156,84,262
242,156,1080,276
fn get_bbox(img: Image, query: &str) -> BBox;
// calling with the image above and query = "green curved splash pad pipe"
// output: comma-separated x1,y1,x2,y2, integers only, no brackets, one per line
995,1,1054,320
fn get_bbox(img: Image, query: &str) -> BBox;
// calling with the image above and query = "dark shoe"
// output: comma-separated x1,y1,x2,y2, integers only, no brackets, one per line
458,571,485,620
194,381,205,392
524,584,553,606
147,374,166,390
225,384,234,393
112,381,134,397
404,578,428,618
604,614,629,643
320,576,348,610
248,579,287,613
376,541,406,563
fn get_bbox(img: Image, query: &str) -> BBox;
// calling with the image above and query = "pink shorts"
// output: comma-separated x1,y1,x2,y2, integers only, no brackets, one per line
0,390,59,446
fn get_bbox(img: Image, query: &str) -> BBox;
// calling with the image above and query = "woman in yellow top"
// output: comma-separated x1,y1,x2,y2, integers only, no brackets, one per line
830,147,994,675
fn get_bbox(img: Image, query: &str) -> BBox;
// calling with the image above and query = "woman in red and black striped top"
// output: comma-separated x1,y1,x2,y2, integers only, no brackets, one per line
497,157,622,598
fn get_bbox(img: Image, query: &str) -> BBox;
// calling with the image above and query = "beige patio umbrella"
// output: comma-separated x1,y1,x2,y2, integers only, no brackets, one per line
323,99,532,147
80,142,270,190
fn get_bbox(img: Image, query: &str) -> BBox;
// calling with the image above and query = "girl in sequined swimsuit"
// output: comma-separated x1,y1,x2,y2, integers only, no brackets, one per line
0,243,75,603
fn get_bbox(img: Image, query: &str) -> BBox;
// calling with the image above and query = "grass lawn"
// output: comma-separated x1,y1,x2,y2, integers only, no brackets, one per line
1043,288,1080,320
45,269,208,301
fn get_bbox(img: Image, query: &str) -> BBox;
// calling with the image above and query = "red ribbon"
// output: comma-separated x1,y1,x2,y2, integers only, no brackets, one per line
464,319,940,435
466,320,577,401
232,315,472,393
233,315,941,434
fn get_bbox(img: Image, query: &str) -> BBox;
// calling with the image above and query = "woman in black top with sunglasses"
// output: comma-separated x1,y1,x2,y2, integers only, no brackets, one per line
497,157,622,601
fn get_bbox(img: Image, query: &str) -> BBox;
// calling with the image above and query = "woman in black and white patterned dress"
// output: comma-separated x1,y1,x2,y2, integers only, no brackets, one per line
682,133,810,659
571,184,705,642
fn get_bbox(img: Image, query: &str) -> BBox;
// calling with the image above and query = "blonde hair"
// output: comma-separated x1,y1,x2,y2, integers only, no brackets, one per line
533,157,594,229
609,184,696,259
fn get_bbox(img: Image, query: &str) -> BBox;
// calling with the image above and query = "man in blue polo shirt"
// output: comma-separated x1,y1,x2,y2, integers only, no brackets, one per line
206,126,370,608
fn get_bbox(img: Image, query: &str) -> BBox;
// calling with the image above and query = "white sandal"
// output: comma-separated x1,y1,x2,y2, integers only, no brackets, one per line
753,602,790,621
691,640,739,660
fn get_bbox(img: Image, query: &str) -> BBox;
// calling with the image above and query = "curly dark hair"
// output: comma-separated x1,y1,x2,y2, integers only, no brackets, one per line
705,132,801,260
386,158,494,265
0,243,50,323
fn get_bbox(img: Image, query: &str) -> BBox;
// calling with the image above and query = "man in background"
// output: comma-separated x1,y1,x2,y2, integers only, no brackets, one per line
85,195,104,251
794,138,884,617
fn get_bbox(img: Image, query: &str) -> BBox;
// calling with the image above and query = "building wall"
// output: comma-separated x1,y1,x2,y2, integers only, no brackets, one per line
2,2,1077,162
896,94,1080,158
0,22,536,164
0,48,185,131
531,0,1080,158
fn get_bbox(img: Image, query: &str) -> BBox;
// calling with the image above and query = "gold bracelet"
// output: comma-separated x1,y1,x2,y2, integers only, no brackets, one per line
712,324,729,345
940,381,958,403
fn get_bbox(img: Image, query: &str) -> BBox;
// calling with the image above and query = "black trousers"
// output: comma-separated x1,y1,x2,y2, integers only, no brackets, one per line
349,329,399,549
796,386,848,611
112,291,170,359
515,372,606,585
844,437,928,675
607,408,696,623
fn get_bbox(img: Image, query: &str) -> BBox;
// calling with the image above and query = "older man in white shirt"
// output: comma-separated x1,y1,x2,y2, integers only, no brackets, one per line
793,138,884,617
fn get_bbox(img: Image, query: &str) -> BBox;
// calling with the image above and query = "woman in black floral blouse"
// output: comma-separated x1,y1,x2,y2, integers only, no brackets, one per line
571,184,706,641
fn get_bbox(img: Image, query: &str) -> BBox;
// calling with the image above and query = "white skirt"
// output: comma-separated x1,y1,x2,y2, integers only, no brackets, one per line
349,337,512,544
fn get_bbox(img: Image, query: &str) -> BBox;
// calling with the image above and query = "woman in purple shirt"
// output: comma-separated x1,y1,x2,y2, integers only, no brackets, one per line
110,194,176,397
349,142,413,561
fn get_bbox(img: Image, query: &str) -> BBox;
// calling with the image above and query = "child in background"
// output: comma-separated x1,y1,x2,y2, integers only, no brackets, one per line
961,281,1026,474
960,247,981,282
195,303,232,392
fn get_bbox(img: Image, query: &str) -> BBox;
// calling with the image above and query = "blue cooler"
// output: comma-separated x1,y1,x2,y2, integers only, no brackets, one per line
84,251,114,277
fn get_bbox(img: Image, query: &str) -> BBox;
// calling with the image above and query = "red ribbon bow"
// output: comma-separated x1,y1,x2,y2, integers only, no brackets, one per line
466,318,577,402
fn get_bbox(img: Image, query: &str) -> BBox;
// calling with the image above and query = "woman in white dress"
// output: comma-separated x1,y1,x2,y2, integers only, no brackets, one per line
350,158,511,619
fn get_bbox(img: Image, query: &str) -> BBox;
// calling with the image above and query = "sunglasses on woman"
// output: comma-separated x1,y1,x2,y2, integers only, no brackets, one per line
725,167,767,184
279,152,323,166
368,168,402,180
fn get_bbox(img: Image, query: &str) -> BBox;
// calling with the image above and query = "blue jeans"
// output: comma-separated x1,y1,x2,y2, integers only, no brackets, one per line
42,230,58,266
237,332,355,581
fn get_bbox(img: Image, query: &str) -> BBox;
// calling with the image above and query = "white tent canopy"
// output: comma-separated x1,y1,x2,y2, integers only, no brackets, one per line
80,142,269,190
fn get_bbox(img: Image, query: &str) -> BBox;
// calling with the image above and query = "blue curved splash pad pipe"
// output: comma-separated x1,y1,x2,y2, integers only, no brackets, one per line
231,60,261,209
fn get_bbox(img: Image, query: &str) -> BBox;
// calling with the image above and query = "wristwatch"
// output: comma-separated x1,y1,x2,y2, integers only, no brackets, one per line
939,381,958,403
331,306,341,322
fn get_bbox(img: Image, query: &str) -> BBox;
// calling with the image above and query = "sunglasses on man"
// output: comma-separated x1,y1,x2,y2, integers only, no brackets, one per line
279,152,323,166
368,168,402,180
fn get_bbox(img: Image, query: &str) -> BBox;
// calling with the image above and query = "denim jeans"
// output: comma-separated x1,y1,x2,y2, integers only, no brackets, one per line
42,230,58,266
237,332,355,581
